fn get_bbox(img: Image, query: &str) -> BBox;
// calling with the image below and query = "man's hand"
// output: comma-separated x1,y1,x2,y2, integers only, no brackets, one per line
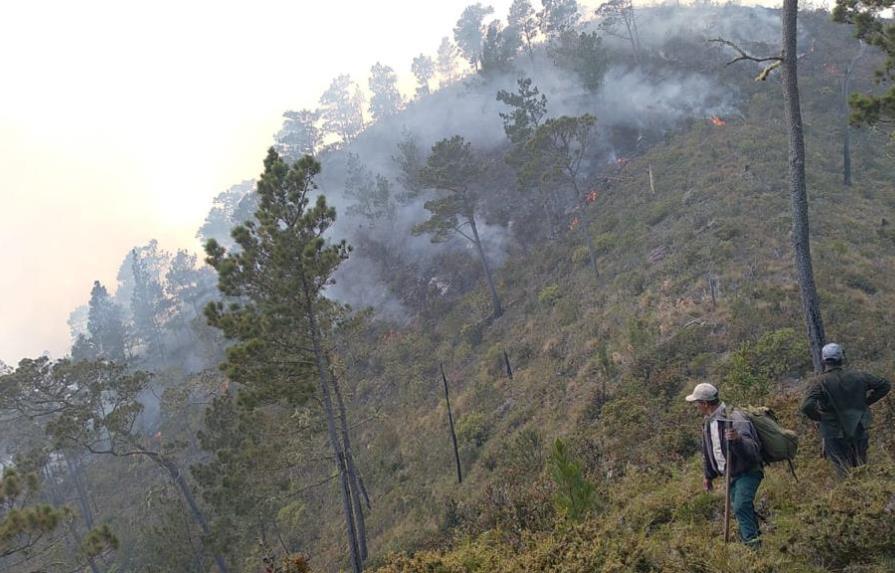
704,478,713,492
725,428,740,441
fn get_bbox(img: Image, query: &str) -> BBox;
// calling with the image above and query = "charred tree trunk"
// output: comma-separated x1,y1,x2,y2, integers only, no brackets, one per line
300,273,362,573
440,363,463,484
503,350,514,380
468,215,503,318
781,0,826,372
332,369,369,562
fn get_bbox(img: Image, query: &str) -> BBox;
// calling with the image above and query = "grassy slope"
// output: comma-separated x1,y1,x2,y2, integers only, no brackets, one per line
295,12,895,572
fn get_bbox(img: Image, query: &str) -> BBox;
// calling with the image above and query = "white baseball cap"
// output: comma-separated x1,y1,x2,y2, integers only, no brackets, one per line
685,383,719,402
822,343,844,363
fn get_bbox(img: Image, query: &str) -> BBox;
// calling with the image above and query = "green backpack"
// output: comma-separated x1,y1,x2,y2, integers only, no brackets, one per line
739,406,799,469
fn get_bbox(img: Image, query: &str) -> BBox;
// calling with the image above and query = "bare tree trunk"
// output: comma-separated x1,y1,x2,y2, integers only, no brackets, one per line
468,215,503,318
842,42,865,187
623,8,642,66
332,370,369,562
60,454,102,573
440,363,463,484
159,457,231,573
781,0,826,372
64,453,94,529
300,274,362,573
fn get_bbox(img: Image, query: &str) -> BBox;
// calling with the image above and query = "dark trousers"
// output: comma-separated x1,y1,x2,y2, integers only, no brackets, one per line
730,469,763,544
824,431,869,478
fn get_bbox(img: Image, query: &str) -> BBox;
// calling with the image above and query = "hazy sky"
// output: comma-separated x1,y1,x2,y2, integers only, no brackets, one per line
0,0,533,364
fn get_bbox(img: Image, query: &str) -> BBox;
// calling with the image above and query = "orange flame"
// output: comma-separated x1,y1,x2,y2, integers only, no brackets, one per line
709,116,726,127
569,216,580,231
154,431,162,441
585,190,599,204
615,157,628,167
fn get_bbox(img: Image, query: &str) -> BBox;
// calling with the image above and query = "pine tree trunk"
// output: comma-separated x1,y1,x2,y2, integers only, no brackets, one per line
159,457,231,573
842,42,864,187
468,215,503,318
300,274,363,573
332,369,369,562
842,78,852,187
781,0,826,373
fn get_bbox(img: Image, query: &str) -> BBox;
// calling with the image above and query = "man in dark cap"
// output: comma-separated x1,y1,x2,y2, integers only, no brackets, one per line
801,343,891,477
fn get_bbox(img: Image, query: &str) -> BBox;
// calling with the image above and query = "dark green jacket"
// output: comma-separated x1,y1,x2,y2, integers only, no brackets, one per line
801,366,891,439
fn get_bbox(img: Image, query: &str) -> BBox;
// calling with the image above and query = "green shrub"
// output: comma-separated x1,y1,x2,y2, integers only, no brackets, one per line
457,412,491,448
722,328,808,404
595,232,617,252
538,284,562,306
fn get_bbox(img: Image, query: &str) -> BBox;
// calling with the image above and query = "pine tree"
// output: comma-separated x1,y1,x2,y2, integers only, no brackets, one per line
508,0,539,61
411,54,435,97
204,150,363,572
454,4,495,71
595,0,642,66
319,75,365,147
524,115,600,274
436,37,459,84
130,241,172,363
414,136,503,318
197,181,256,249
275,109,321,163
86,280,127,361
834,0,895,135
497,77,548,145
538,0,580,45
369,63,403,121
2,357,229,572
344,153,397,224
548,438,597,521
480,21,517,76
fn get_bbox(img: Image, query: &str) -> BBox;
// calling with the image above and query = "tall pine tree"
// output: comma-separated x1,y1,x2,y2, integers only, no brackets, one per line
414,136,504,318
204,150,364,572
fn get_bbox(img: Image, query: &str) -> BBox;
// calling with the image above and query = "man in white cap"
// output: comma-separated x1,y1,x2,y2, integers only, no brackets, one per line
801,342,891,477
686,382,763,546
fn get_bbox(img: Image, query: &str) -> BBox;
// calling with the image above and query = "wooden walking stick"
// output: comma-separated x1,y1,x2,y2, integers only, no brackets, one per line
723,418,733,543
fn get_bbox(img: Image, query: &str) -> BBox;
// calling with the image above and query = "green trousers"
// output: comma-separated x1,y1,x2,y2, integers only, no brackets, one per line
730,469,763,544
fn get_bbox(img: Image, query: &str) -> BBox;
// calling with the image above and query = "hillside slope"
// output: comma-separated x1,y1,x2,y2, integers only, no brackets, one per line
318,13,895,572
